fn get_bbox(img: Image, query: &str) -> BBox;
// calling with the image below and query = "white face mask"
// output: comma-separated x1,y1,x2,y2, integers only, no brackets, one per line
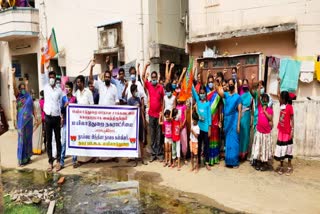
49,78,55,86
56,83,61,88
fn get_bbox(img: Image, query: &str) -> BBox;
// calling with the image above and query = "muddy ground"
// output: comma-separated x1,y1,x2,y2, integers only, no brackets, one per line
1,131,320,214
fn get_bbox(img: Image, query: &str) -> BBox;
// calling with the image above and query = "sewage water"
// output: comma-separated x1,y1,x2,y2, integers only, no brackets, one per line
2,168,237,214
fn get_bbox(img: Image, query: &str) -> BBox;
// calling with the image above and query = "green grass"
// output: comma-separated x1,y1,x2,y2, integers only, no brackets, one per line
4,195,43,214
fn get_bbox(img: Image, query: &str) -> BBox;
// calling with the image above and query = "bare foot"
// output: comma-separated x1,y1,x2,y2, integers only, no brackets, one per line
190,167,194,172
206,164,211,171
195,168,199,173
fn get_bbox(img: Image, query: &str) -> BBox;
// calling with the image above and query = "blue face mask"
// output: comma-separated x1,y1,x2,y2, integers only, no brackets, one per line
260,88,265,94
152,80,157,85
208,82,214,89
166,92,172,97
130,74,136,81
199,93,206,100
172,84,176,90
21,89,26,95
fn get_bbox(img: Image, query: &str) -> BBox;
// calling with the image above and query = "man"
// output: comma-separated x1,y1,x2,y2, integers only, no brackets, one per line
89,66,119,106
111,68,127,104
41,64,64,172
88,80,99,104
142,63,164,162
122,65,147,106
74,75,94,164
89,62,119,162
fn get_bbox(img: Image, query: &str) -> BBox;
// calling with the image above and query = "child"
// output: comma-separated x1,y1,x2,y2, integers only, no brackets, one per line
251,90,273,171
127,84,148,166
171,108,182,170
274,89,294,175
159,110,172,167
60,82,77,169
190,112,200,173
176,98,188,164
163,84,176,113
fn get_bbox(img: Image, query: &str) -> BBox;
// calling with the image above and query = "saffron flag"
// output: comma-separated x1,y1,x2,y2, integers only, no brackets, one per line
178,57,194,101
41,28,59,65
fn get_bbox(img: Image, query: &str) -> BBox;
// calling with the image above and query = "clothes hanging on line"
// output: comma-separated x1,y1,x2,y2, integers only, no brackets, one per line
279,58,301,92
299,61,315,83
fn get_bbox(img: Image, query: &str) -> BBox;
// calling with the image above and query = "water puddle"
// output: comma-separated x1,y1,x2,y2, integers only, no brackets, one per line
2,168,238,213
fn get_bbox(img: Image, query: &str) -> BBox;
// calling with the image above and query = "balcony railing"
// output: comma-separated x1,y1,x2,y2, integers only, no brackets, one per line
0,7,39,41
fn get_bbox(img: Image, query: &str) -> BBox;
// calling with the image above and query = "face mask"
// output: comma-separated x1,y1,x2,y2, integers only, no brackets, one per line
232,73,237,80
105,80,110,86
166,92,172,97
243,85,249,91
134,91,139,97
21,89,26,95
56,83,61,88
49,78,55,86
260,88,265,94
208,82,214,89
199,93,206,100
229,85,235,92
130,74,136,81
172,84,176,90
152,80,157,85
261,100,268,107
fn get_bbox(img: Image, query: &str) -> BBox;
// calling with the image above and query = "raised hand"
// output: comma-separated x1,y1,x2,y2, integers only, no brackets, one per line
182,67,187,72
166,60,170,66
12,67,16,74
146,61,151,67
251,73,256,80
170,63,175,70
137,63,140,70
105,56,110,63
200,62,204,68
90,59,96,68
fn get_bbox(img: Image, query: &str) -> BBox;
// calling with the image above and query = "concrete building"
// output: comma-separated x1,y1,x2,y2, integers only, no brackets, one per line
187,0,320,98
0,0,188,126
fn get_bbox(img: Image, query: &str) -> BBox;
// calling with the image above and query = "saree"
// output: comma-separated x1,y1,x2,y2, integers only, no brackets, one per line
32,100,43,155
207,90,221,165
16,92,33,165
239,91,252,160
223,92,241,166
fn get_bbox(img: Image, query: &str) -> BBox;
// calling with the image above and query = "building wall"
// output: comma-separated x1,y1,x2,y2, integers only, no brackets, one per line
36,0,187,77
188,0,320,98
0,42,12,120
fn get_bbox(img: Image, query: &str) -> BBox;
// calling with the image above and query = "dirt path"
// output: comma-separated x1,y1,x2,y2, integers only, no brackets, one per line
1,131,320,214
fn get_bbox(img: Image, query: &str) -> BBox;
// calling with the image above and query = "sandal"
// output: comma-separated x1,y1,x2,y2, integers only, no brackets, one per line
142,160,148,165
205,164,211,171
73,162,80,168
163,162,168,167
56,163,62,172
286,167,293,176
47,165,53,172
277,167,285,175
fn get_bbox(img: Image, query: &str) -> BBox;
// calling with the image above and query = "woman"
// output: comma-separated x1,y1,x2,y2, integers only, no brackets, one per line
192,85,212,170
31,89,43,155
216,79,242,168
239,79,253,161
206,75,222,165
13,69,37,166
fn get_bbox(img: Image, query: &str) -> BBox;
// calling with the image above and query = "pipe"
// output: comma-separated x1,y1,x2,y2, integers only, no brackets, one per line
139,0,144,69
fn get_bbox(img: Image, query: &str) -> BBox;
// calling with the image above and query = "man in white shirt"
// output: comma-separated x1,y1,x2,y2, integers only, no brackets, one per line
74,75,94,164
89,64,119,162
41,65,64,172
89,65,119,106
75,75,94,105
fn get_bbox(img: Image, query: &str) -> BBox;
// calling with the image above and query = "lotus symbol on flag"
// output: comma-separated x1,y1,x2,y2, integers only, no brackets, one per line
129,138,136,143
70,136,77,141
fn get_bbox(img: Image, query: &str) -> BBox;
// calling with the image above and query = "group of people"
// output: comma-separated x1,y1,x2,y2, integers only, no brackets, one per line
14,57,294,175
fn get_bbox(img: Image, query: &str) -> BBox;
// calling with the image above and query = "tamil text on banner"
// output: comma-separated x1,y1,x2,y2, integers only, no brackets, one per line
66,104,139,157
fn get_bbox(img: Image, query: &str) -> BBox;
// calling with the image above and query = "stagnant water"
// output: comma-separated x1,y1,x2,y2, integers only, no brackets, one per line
2,168,238,214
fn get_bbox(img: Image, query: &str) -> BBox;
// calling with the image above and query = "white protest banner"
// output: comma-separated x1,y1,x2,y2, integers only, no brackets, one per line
66,104,139,157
